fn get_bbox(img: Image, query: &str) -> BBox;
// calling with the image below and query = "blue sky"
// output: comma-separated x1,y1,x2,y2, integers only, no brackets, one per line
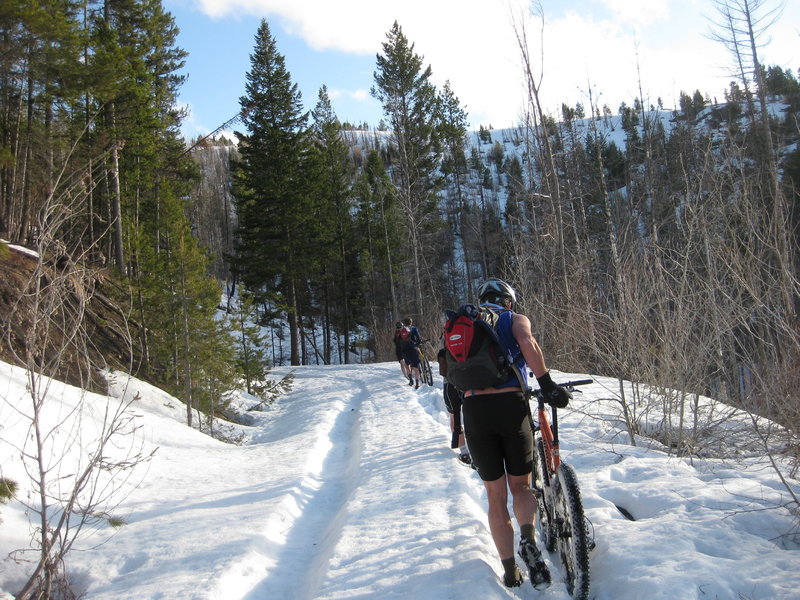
164,0,800,140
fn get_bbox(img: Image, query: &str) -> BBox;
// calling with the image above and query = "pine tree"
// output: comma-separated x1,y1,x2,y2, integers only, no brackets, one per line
436,80,471,298
86,0,189,272
371,21,443,319
309,86,360,363
232,19,311,366
230,291,270,396
135,182,235,428
353,149,404,350
0,0,84,244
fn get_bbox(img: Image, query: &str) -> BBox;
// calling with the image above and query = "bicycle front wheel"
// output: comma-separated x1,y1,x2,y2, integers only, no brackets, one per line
554,462,591,600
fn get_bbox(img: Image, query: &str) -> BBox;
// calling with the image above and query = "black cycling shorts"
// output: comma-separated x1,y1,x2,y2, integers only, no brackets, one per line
402,347,420,368
462,391,533,482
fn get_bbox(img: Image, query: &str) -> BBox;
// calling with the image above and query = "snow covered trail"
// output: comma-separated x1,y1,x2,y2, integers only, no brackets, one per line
232,363,525,600
76,363,539,600
2,361,798,600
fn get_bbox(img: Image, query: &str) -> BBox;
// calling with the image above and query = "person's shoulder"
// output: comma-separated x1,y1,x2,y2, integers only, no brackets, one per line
510,311,532,329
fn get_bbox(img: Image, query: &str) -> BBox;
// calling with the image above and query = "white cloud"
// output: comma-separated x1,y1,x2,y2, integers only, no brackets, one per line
193,0,529,126
600,0,669,29
196,0,397,52
534,4,734,113
192,0,798,127
328,88,370,102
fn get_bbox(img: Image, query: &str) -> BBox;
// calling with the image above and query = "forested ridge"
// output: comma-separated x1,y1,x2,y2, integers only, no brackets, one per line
1,3,799,440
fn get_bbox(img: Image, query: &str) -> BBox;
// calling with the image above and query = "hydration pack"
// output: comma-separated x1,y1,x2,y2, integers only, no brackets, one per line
443,304,518,392
399,325,419,348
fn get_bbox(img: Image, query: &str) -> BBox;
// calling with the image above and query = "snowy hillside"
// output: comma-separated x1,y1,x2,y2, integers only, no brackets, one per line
1,360,798,599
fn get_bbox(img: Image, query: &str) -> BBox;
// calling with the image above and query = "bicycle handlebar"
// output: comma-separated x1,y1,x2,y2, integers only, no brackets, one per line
562,379,594,388
529,378,594,395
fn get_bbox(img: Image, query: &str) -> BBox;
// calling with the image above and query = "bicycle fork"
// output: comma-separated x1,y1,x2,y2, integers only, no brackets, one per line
538,406,560,473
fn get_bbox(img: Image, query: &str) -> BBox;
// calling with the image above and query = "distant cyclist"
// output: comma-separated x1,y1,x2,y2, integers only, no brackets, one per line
393,321,411,382
399,317,422,389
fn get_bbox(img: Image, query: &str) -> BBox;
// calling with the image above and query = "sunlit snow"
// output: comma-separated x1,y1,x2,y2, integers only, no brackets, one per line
1,360,798,599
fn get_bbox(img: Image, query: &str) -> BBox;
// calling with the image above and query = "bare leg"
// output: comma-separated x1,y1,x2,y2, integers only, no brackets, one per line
485,472,536,560
399,359,409,378
508,472,536,530
484,475,514,559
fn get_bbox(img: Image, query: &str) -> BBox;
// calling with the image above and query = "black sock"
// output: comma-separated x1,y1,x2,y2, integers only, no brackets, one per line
521,523,534,542
501,557,517,576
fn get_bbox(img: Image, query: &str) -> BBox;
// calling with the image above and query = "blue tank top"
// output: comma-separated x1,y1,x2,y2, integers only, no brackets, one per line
482,303,529,390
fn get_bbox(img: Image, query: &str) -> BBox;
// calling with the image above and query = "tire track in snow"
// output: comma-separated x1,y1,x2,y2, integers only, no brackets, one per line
239,367,369,600
311,367,511,599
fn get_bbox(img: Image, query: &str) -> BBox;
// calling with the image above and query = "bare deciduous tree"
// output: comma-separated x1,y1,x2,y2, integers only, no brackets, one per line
1,152,153,599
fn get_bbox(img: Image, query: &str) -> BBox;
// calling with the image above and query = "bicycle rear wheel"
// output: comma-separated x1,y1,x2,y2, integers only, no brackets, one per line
554,462,591,600
420,355,433,386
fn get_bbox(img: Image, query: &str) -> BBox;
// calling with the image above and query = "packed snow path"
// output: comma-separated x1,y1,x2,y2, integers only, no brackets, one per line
1,361,798,599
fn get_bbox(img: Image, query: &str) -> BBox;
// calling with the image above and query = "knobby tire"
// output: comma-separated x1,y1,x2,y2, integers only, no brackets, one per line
420,355,433,386
554,462,591,600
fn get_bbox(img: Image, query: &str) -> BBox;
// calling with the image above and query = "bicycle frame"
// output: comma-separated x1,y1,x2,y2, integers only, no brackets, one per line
531,379,592,477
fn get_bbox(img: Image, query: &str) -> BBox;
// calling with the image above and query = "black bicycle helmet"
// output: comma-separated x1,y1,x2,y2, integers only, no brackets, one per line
395,321,403,329
478,278,517,304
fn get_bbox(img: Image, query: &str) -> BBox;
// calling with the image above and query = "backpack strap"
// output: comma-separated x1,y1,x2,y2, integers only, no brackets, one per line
483,305,527,391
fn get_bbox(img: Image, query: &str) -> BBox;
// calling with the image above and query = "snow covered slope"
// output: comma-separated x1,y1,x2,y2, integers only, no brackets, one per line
1,361,798,599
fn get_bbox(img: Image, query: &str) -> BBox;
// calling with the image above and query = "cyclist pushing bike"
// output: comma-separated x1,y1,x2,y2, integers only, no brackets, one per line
457,279,570,590
399,316,423,389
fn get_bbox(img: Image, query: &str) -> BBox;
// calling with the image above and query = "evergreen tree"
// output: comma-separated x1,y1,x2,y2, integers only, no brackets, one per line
87,0,190,272
504,155,525,234
353,149,404,352
0,1,242,425
232,19,311,366
0,0,84,243
371,21,443,320
230,291,270,396
136,181,236,428
435,80,470,299
309,86,361,363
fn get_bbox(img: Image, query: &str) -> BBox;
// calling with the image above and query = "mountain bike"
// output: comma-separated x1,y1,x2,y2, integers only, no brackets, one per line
418,341,434,387
529,379,594,600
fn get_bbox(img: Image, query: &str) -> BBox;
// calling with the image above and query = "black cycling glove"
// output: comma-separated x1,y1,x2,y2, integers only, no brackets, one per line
536,371,571,408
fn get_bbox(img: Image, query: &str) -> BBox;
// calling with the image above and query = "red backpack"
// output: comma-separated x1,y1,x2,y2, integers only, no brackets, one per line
398,326,418,348
443,304,517,391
